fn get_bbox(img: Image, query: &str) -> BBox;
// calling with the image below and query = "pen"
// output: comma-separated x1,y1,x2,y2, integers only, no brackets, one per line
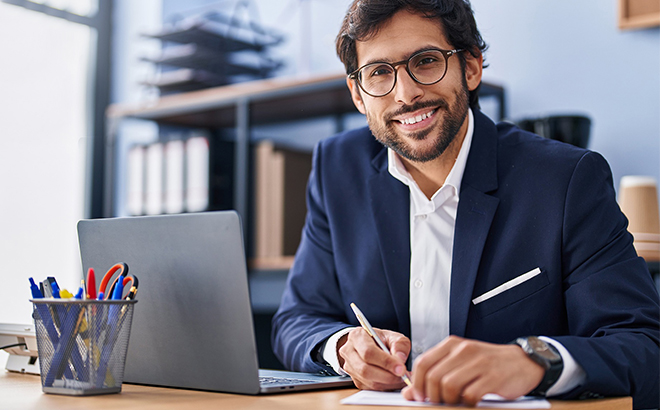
47,277,61,298
111,278,125,300
74,285,84,300
350,302,412,387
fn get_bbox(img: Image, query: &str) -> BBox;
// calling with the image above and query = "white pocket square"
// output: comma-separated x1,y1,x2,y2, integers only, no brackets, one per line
472,267,542,305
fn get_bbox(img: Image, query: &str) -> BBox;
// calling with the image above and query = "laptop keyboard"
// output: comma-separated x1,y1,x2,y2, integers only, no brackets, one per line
259,376,317,386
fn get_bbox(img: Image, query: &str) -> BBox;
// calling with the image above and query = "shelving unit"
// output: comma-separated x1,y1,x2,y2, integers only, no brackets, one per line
106,72,506,269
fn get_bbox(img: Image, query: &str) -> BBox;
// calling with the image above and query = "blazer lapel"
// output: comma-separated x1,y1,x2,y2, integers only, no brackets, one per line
367,147,412,338
450,110,500,337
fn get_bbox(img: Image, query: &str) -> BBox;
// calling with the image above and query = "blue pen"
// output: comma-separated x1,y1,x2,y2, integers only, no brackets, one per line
111,279,125,300
29,279,78,383
97,292,104,301
51,282,61,299
74,287,84,300
44,303,85,387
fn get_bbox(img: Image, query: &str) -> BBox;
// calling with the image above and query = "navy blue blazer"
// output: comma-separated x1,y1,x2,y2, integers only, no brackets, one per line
271,110,659,408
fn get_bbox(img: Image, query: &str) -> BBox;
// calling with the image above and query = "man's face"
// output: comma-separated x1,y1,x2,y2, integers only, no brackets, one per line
347,10,482,163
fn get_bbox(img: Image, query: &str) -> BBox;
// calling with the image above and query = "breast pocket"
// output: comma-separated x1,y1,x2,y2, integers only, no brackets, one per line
472,267,550,319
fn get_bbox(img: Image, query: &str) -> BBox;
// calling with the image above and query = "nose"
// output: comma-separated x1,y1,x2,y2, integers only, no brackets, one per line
392,66,424,105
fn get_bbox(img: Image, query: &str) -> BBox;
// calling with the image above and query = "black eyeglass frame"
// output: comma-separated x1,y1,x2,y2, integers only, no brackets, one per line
348,48,464,98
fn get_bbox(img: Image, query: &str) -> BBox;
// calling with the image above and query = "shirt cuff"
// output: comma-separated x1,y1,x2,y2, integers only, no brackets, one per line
321,327,357,376
539,336,586,396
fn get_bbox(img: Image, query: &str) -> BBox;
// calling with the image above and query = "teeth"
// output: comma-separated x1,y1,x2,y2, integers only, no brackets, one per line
400,110,434,125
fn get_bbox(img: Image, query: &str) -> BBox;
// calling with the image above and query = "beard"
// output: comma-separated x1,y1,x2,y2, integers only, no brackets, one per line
366,81,470,163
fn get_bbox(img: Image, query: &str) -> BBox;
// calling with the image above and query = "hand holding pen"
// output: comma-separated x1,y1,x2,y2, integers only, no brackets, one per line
340,303,412,391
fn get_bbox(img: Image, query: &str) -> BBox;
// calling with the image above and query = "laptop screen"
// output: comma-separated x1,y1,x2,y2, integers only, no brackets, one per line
77,211,262,394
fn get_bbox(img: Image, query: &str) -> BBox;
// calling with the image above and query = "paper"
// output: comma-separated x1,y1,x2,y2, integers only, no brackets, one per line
340,391,550,409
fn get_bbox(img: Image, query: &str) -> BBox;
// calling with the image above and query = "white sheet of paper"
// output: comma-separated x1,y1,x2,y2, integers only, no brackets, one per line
340,390,551,409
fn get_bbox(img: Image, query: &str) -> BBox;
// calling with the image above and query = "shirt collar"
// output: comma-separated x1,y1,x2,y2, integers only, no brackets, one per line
387,108,474,202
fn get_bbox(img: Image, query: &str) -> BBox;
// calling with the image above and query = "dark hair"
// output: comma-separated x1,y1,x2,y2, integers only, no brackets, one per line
336,0,488,109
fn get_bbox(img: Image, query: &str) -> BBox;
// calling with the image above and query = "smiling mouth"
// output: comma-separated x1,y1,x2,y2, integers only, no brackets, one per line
397,109,436,125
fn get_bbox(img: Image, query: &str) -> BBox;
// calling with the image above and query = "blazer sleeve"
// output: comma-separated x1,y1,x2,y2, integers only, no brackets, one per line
270,141,351,374
552,151,659,409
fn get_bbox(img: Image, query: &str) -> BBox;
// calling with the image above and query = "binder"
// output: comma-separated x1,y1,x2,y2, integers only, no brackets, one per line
164,140,185,214
145,143,164,215
186,137,210,213
254,141,312,258
126,145,145,216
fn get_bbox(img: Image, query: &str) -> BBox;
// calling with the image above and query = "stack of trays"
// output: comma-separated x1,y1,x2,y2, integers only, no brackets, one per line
141,10,284,95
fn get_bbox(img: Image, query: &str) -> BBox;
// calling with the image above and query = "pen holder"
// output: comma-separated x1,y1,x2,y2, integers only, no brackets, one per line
30,299,137,395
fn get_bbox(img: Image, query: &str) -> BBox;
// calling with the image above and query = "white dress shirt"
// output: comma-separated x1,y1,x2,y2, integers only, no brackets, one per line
322,109,584,396
387,109,474,362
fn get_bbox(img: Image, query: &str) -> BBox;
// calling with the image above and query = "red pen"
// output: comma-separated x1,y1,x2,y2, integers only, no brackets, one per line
86,268,97,299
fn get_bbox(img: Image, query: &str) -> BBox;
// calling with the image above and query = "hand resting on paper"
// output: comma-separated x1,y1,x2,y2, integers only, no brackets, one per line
337,327,411,391
401,335,544,406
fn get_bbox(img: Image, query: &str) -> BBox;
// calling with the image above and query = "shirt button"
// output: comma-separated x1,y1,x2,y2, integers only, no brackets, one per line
414,279,423,288
414,345,424,355
417,214,427,220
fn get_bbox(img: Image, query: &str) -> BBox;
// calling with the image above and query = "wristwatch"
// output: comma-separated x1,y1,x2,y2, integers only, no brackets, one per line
512,336,563,396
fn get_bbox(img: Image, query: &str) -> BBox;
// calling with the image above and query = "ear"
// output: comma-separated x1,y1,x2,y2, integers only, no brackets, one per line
346,76,366,115
464,51,483,92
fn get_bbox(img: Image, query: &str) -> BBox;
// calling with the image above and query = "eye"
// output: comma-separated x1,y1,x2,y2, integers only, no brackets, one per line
416,56,439,66
365,64,394,78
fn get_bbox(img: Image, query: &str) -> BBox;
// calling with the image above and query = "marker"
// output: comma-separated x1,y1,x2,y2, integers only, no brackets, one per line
350,302,412,387
86,268,96,299
29,278,43,299
59,289,74,299
111,279,125,300
74,286,84,300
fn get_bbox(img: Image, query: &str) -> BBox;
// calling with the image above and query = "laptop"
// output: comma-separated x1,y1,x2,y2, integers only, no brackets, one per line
77,211,353,394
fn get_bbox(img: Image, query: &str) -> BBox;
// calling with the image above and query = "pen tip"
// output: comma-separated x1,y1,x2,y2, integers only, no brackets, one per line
402,374,412,387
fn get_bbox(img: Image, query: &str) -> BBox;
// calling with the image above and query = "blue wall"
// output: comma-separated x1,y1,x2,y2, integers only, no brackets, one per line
471,0,659,190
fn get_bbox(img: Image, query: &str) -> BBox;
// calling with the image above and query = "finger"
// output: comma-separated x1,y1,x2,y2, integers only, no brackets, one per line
401,385,415,401
428,356,482,404
353,329,407,376
410,336,463,400
340,329,407,390
378,329,411,362
343,357,406,391
460,375,498,406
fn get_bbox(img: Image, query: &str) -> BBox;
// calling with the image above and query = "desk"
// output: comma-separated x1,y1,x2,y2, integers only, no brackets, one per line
1,371,632,410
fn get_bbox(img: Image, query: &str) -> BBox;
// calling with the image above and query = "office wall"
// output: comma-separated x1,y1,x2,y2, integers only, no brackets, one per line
470,0,660,189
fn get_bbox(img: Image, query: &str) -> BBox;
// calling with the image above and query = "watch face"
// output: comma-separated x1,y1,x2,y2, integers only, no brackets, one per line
528,337,560,361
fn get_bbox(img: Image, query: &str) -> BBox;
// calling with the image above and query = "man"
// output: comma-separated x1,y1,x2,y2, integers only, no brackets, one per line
271,1,660,408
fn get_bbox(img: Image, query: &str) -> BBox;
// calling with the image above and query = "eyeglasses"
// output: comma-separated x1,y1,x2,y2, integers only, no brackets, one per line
348,48,464,97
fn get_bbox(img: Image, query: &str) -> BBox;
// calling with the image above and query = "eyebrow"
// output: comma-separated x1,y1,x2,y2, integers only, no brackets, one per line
360,45,442,67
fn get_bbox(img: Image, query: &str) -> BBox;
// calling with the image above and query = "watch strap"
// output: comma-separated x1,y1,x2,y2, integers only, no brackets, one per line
512,337,564,397
528,342,563,396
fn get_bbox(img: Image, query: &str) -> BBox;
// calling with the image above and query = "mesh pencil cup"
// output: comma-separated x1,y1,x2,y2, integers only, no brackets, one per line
31,299,137,395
